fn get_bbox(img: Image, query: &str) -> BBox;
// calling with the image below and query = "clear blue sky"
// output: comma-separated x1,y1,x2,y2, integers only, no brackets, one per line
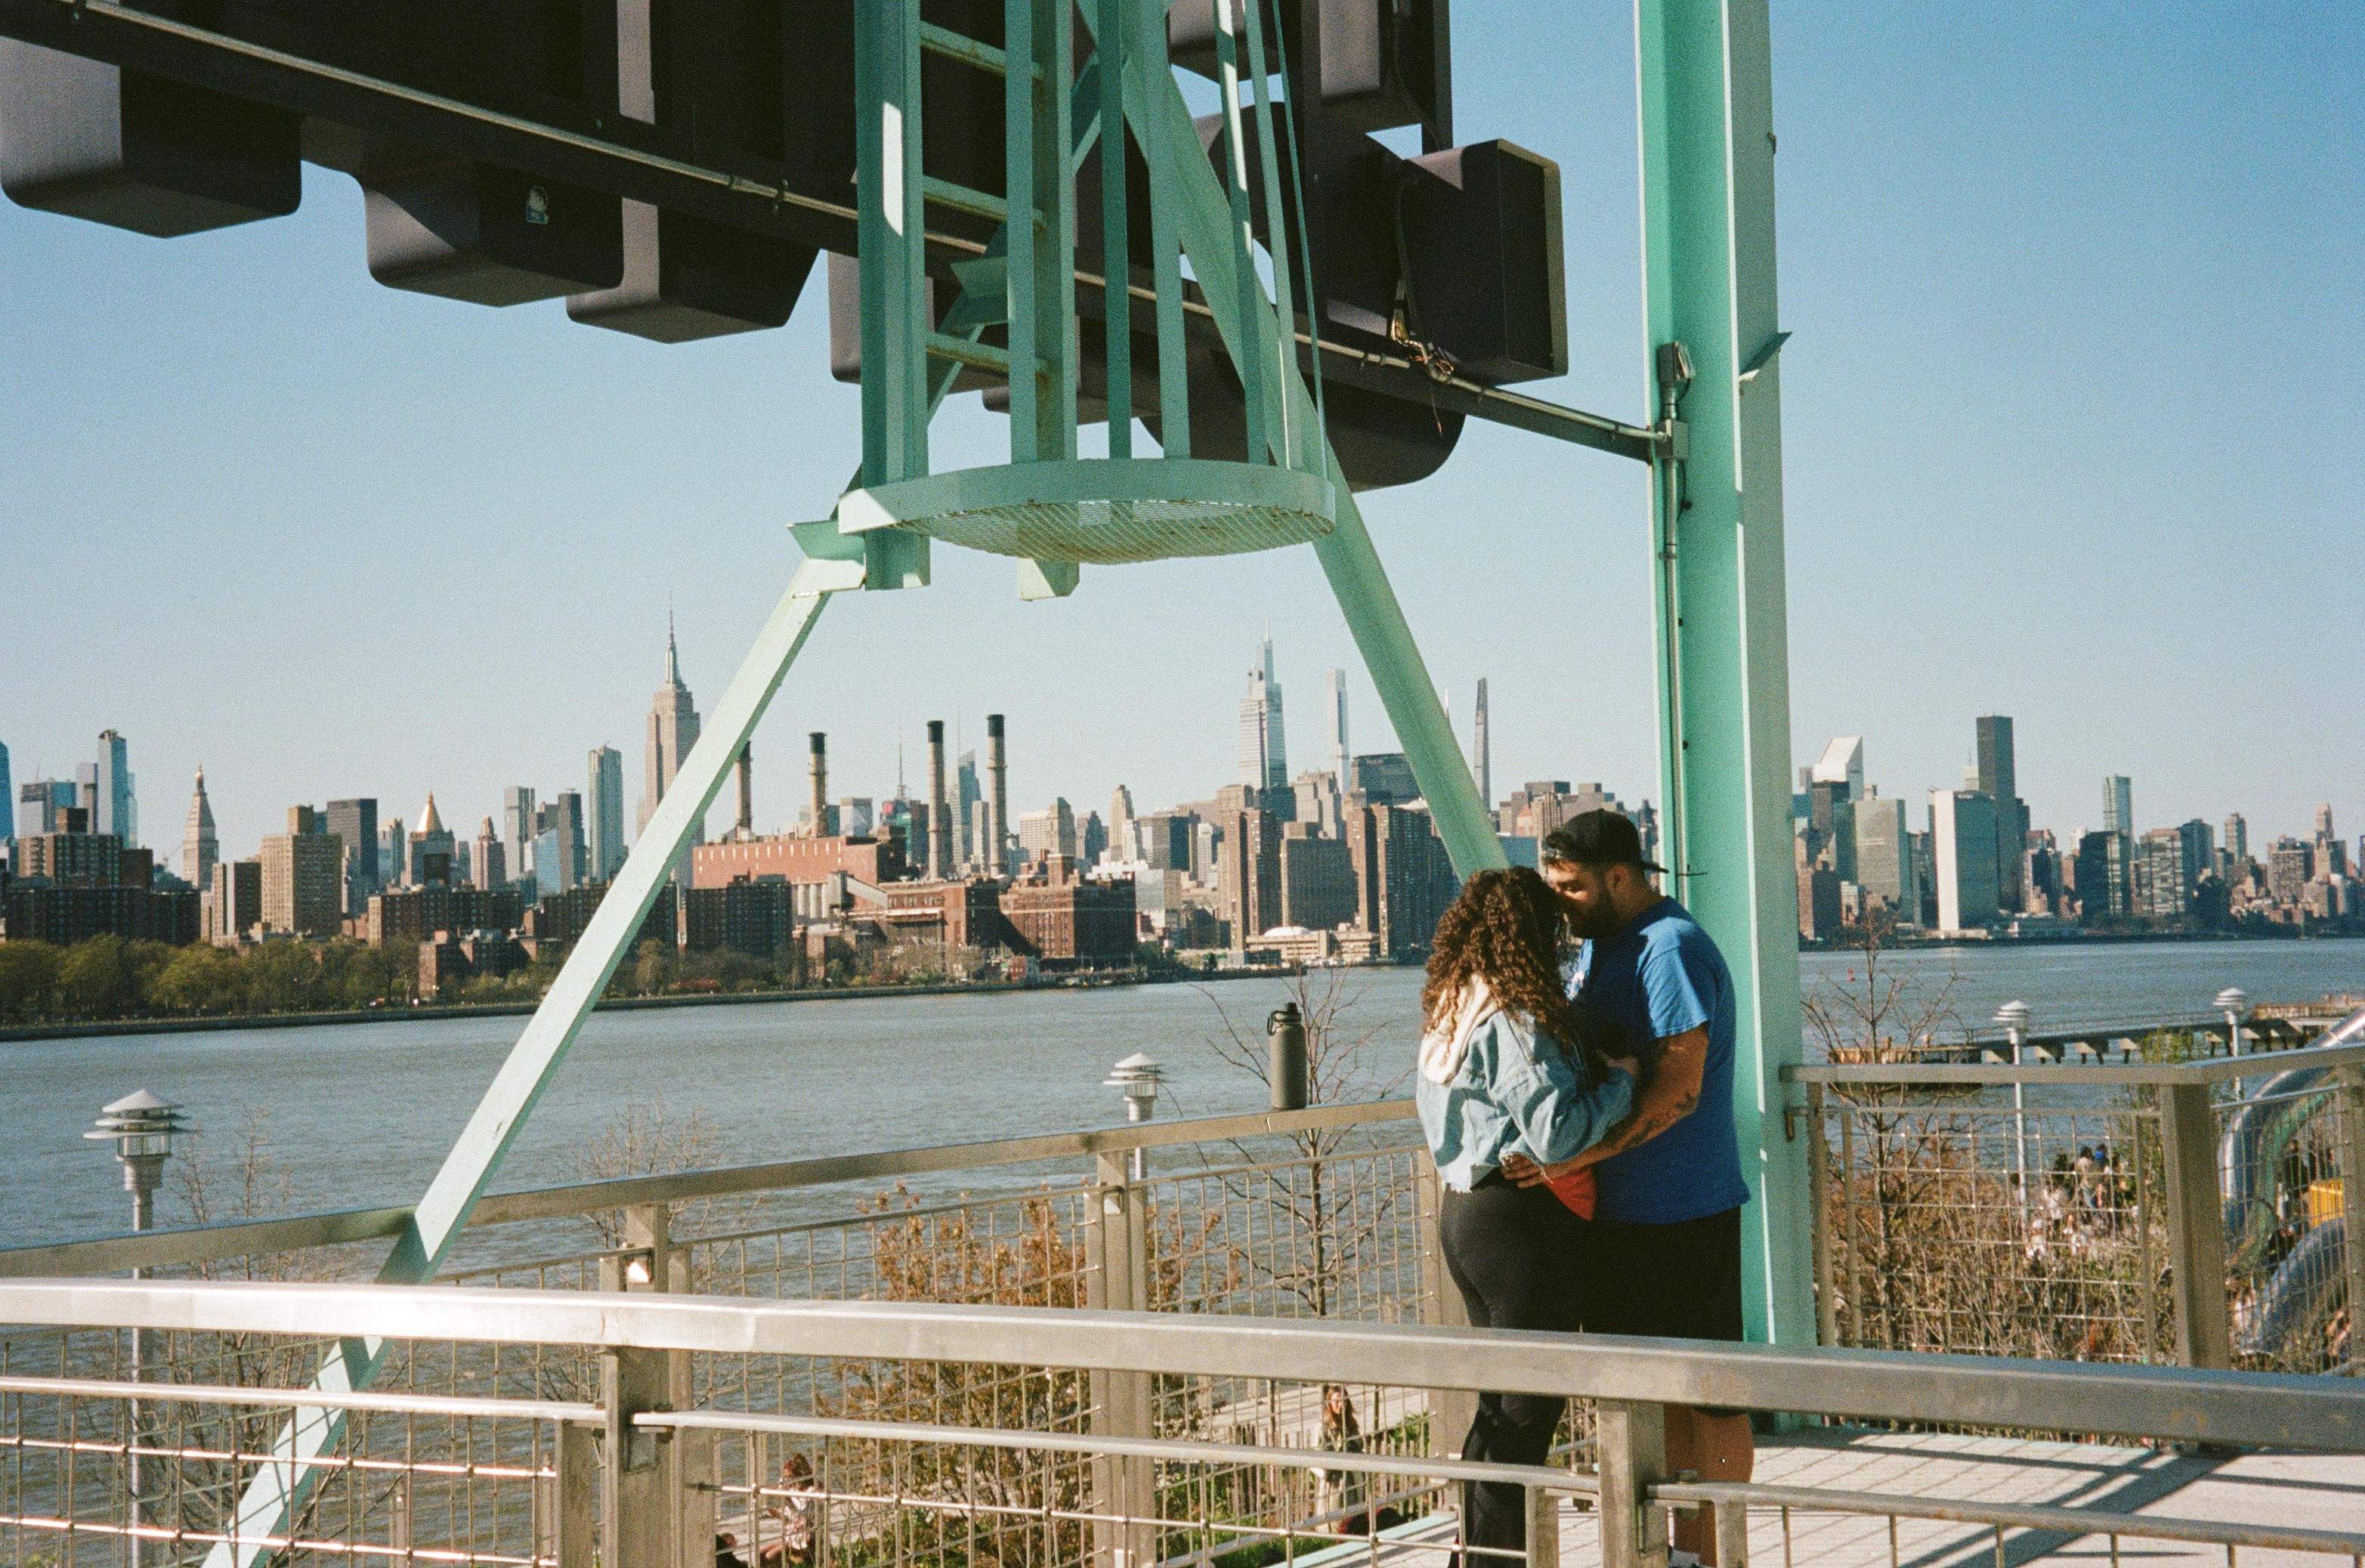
3,2,2358,863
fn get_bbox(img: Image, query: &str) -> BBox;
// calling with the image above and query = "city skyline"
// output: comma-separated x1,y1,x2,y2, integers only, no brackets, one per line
4,8,2354,871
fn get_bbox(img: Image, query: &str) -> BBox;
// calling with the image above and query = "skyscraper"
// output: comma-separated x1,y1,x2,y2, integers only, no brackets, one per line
1852,792,1920,925
0,741,11,862
2101,774,2135,916
1931,789,2001,933
1325,668,1349,781
410,793,456,884
325,797,379,914
2102,775,2133,842
1471,679,1491,809
1974,717,2027,914
181,769,219,889
588,747,626,882
1238,638,1288,802
1108,784,1135,864
641,618,705,861
1809,737,1864,801
476,818,506,889
535,792,587,893
94,729,134,845
502,787,537,889
957,748,982,867
2222,812,2248,866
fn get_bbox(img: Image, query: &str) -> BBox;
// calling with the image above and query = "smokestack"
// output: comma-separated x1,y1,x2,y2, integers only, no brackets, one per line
808,732,828,838
987,713,1009,878
928,720,951,879
737,743,755,840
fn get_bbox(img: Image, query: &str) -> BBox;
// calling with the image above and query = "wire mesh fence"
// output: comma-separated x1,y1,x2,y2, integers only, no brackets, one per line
1812,1065,2360,1375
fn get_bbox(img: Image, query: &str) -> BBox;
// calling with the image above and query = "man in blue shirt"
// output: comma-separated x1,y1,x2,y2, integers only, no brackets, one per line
1501,809,1751,1567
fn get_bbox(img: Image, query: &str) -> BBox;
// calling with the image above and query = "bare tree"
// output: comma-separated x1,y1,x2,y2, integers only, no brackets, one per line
1196,970,1410,1319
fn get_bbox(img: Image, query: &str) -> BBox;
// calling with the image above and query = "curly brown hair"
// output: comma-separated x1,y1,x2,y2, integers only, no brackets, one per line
1422,867,1606,1074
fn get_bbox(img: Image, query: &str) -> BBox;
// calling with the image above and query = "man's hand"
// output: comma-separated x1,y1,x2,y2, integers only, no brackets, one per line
1500,1149,1587,1187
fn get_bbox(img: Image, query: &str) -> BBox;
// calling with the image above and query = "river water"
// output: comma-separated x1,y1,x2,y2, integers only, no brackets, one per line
3,939,2360,1249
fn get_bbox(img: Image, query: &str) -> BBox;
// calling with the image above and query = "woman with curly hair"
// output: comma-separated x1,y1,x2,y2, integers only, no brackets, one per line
1415,866,1637,1566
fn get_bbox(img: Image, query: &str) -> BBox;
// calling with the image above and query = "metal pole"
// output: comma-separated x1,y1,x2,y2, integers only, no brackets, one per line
2010,1024,2030,1226
2158,1082,2233,1370
1635,0,1812,1350
1595,1399,1669,1568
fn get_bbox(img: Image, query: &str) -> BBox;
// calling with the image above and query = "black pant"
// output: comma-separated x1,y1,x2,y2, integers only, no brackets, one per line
1439,1180,1590,1564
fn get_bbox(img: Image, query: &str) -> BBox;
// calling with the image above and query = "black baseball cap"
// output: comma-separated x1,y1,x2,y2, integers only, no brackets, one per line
1541,809,1665,873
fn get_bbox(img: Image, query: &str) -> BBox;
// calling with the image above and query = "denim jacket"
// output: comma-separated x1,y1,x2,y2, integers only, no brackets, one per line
1415,994,1635,1194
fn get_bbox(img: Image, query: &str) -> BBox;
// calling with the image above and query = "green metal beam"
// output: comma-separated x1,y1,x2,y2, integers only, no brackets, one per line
205,584,835,1566
1637,0,1812,1347
1113,9,1500,878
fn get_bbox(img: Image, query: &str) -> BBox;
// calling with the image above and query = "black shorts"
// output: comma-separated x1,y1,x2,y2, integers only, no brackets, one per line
1581,1206,1745,1344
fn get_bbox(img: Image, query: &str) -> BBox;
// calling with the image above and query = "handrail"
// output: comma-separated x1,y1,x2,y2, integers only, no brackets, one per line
1788,1035,2365,1088
640,1408,1591,1492
0,1099,1417,1280
5,1281,2359,1452
0,1372,600,1425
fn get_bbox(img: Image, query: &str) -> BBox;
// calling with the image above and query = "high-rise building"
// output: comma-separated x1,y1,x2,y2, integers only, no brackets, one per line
502,787,537,889
378,819,404,889
588,747,626,882
2137,828,2196,920
18,779,70,840
1325,667,1349,781
205,858,263,943
409,793,456,885
1809,737,1864,801
1343,802,1459,958
535,792,587,894
1852,791,1920,924
1930,789,2000,933
475,818,505,889
1470,679,1491,810
1107,784,1135,864
1080,811,1108,866
1016,799,1077,864
181,769,220,889
259,828,344,937
1219,806,1283,948
640,617,705,860
2102,776,2133,843
94,729,134,845
1351,753,1419,806
1279,822,1356,931
1806,780,1856,883
957,750,982,868
2314,803,2347,878
1238,638,1288,801
2223,812,2249,868
1293,770,1343,839
0,741,11,863
1974,717,2027,914
325,797,379,914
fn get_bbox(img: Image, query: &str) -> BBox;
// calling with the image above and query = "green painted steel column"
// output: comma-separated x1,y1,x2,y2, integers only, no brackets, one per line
1637,0,1811,1347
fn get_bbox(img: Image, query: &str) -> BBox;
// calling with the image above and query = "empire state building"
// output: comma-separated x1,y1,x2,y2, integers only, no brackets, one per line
640,619,705,855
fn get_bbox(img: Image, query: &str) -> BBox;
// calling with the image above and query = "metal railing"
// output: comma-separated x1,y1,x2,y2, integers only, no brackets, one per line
1792,1031,2365,1375
4,1280,2362,1568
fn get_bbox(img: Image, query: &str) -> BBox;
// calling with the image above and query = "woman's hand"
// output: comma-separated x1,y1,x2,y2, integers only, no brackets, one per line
1600,1050,1641,1079
1499,1150,1590,1188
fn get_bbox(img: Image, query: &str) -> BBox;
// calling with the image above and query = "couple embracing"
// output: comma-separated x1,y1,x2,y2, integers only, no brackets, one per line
1416,810,1751,1568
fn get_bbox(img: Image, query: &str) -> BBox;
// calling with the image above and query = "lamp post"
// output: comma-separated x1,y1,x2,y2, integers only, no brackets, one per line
1105,1052,1165,1182
1995,1001,2033,1224
86,1090,193,1568
2215,987,2250,1058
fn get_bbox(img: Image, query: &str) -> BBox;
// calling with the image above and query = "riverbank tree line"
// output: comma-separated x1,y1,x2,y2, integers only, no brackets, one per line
0,932,1114,1025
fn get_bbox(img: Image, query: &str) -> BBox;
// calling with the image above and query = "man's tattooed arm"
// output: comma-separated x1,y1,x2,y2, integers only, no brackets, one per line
1504,1026,1711,1183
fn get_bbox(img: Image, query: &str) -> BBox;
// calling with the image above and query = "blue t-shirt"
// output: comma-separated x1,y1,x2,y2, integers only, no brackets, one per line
1570,898,1749,1224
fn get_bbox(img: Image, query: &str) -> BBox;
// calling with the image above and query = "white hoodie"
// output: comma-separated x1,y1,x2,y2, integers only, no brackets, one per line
1417,976,1500,1086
